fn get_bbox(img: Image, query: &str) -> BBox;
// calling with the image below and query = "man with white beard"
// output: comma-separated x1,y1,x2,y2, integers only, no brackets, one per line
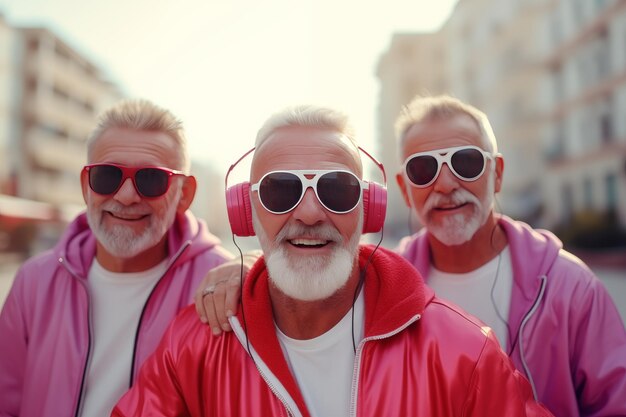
394,95,626,417
196,96,626,417
113,104,552,417
0,99,232,417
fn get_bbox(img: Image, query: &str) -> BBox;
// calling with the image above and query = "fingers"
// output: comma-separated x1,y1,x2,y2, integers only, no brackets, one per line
223,276,242,321
194,253,258,334
202,285,225,335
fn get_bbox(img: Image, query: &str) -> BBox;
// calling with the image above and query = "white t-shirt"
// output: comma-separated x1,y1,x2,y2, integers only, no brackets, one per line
276,291,365,417
79,259,168,417
428,247,513,347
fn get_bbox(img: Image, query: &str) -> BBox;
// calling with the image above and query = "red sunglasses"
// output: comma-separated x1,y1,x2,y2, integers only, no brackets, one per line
83,163,186,198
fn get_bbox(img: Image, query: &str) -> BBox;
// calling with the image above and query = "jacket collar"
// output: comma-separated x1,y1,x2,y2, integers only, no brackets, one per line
237,244,428,416
54,211,221,278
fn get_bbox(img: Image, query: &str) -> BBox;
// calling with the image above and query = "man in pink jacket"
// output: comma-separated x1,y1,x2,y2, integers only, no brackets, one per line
0,99,232,417
393,95,626,417
197,95,626,417
114,104,552,416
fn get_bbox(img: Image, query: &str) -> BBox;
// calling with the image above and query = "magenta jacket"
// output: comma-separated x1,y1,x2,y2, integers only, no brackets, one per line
0,211,232,417
395,215,626,417
113,245,551,417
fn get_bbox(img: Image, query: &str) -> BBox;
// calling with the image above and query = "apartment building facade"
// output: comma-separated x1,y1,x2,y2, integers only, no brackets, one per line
14,26,123,211
376,0,626,241
376,32,448,240
542,0,626,231
0,17,123,253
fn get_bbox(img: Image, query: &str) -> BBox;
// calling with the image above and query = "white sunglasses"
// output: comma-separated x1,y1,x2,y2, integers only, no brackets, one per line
403,145,497,188
251,169,367,214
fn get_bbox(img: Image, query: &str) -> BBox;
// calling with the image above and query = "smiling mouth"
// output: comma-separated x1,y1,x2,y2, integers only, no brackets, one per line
106,211,149,221
287,238,331,248
434,202,469,211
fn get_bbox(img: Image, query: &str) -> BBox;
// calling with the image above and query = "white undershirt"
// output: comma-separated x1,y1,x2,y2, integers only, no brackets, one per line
79,258,167,417
276,291,364,417
428,246,513,347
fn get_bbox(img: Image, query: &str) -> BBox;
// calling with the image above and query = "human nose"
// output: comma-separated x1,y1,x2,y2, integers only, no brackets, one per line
291,188,327,225
113,177,142,205
432,163,460,194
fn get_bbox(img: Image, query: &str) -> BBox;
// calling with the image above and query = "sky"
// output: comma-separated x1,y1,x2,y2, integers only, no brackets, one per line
0,0,457,174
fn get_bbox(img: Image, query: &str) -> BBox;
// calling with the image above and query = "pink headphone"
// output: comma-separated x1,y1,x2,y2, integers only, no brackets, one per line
225,147,387,237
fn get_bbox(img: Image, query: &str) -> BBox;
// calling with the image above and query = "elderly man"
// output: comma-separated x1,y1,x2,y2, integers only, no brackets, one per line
0,99,232,417
393,95,626,417
197,96,626,417
113,105,551,417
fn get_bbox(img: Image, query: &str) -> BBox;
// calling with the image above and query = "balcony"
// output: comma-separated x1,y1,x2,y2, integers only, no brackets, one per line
26,128,86,173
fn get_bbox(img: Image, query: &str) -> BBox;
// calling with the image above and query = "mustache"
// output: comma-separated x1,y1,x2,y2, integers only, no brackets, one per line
98,201,150,216
275,221,343,243
423,189,481,214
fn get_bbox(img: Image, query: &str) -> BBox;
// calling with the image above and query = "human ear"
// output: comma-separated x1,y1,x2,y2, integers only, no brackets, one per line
177,175,197,213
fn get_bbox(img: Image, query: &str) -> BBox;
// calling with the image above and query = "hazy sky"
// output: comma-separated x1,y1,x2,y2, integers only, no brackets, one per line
0,0,456,173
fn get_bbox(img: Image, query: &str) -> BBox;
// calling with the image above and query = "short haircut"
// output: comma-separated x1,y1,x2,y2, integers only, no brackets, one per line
255,105,356,147
394,95,498,159
87,99,190,173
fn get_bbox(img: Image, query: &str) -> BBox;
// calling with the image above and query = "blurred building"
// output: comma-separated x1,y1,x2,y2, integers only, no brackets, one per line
0,14,123,253
190,160,231,241
376,0,626,242
542,0,626,231
13,26,123,209
376,31,449,239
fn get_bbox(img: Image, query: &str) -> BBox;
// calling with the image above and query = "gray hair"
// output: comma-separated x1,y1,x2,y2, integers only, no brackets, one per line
394,95,498,159
87,99,190,173
255,104,358,149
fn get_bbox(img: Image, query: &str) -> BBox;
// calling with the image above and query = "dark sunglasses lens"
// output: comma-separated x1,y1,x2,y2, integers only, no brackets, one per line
451,148,485,179
259,172,303,213
135,168,170,197
406,155,438,186
317,172,361,212
89,165,123,195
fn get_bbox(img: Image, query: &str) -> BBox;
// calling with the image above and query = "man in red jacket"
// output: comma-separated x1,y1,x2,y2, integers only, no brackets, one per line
113,104,552,417
0,99,232,417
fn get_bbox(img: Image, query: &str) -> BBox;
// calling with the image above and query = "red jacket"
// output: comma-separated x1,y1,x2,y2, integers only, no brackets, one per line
113,245,552,417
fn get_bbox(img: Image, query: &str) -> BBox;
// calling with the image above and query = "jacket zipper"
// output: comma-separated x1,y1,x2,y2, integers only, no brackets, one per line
128,240,191,385
231,318,300,417
515,275,547,400
57,256,93,417
349,314,422,417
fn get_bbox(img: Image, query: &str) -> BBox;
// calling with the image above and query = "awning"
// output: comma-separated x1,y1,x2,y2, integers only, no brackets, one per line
0,194,57,222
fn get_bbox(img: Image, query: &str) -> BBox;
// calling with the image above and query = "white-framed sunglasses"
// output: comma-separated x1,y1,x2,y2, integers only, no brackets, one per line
251,169,366,214
402,145,497,188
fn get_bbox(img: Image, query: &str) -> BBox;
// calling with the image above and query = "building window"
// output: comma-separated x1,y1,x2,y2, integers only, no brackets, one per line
562,182,574,224
600,113,613,143
605,173,617,210
583,177,593,210
552,66,564,102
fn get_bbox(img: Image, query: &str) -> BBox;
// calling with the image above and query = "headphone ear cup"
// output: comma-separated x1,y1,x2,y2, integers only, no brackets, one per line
226,182,255,237
361,182,387,234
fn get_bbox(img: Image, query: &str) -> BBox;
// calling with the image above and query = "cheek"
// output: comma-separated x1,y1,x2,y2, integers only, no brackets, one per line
86,192,106,209
334,210,362,241
253,200,287,238
409,188,429,208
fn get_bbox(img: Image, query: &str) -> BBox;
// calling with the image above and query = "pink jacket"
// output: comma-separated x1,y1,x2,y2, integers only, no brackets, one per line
0,212,232,417
396,215,626,417
113,245,552,417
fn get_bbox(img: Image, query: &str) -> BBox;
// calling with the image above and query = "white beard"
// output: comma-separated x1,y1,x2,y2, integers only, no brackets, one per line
418,171,495,246
253,209,363,301
87,187,181,258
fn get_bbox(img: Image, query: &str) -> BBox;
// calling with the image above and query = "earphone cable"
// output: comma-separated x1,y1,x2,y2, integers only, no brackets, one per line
351,226,384,353
232,234,255,364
